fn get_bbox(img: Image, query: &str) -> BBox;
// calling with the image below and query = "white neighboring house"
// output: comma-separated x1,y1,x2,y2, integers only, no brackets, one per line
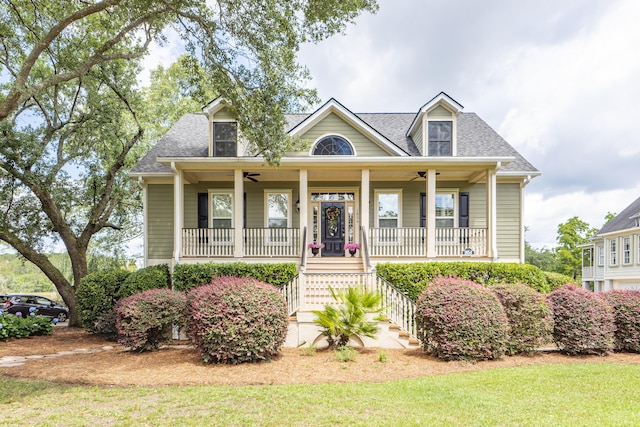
582,195,640,291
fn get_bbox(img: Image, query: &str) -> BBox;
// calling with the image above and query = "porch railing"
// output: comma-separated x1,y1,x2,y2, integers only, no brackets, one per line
182,228,234,257
368,227,487,257
373,274,417,339
281,274,300,316
182,228,300,257
243,228,300,257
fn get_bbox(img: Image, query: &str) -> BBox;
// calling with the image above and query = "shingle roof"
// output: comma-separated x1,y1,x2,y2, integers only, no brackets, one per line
131,109,539,175
597,195,640,234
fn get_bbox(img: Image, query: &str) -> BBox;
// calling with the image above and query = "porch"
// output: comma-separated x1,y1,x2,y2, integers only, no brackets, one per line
180,226,488,259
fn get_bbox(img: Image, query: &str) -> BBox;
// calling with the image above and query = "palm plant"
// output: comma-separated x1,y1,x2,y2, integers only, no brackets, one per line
312,286,384,347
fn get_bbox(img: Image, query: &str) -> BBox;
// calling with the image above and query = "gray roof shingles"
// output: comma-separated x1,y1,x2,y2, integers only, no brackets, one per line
597,195,640,234
132,109,539,175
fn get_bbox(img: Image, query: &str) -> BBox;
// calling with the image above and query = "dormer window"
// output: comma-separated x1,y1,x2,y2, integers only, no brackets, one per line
212,122,237,157
313,136,353,155
428,121,452,156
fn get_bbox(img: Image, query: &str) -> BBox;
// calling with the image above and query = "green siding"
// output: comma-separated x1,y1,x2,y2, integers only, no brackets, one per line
147,184,174,260
412,122,424,155
496,183,522,259
296,113,391,157
212,107,235,121
427,105,452,117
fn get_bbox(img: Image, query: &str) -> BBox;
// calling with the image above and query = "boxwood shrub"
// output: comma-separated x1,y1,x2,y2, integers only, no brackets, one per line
490,283,554,355
543,271,578,292
415,277,508,361
186,276,288,364
173,262,297,292
117,264,171,299
601,290,640,353
376,262,549,301
76,269,130,334
116,288,187,352
547,285,615,355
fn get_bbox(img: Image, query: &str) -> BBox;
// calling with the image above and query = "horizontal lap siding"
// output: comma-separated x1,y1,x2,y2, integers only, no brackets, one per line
496,183,521,260
148,184,174,260
412,122,423,155
298,113,391,157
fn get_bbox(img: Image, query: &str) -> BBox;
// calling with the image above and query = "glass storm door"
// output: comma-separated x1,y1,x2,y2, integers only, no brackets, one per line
321,202,344,257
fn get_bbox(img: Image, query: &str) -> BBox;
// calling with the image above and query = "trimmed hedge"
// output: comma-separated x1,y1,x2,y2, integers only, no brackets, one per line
377,262,549,301
490,283,554,355
415,277,508,361
116,288,187,352
76,269,130,334
601,290,640,353
186,276,288,364
547,285,615,355
543,271,578,292
117,264,171,299
173,262,297,292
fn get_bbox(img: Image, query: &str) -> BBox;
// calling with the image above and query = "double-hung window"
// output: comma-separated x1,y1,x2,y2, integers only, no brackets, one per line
210,191,233,242
435,193,456,228
623,237,631,264
610,239,617,266
376,190,401,242
212,122,237,157
428,121,452,156
265,191,291,243
598,244,605,266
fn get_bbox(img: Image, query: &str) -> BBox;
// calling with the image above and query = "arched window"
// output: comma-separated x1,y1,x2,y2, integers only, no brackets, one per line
312,136,353,155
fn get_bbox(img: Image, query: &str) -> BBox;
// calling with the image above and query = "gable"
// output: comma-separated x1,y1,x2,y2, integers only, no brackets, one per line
294,113,395,157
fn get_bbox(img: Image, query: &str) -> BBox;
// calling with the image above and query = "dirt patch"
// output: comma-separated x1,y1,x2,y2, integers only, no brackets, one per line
2,326,640,387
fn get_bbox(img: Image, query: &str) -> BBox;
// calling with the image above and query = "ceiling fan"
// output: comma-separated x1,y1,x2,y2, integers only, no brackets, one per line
410,171,427,181
243,172,260,182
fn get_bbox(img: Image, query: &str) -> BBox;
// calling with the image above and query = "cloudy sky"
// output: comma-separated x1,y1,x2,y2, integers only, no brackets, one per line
145,0,640,250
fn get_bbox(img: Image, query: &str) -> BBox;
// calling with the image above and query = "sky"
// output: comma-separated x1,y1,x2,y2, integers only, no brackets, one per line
143,0,640,250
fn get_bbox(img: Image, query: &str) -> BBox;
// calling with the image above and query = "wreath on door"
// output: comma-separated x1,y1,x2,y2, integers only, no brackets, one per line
325,205,340,221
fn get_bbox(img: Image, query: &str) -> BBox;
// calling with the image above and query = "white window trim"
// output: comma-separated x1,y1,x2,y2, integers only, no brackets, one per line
374,189,403,228
425,119,456,157
435,190,459,229
309,133,357,156
208,190,234,244
637,234,640,265
211,121,239,157
623,237,631,265
598,244,605,267
264,190,292,244
610,239,617,266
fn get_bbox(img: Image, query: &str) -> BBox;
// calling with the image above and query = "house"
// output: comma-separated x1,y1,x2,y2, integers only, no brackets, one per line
581,195,640,292
131,92,539,347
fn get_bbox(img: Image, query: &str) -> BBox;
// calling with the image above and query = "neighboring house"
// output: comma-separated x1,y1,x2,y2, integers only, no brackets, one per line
581,195,640,291
130,92,539,347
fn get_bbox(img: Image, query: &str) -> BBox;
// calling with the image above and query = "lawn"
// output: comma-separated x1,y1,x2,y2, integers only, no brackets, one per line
1,363,639,426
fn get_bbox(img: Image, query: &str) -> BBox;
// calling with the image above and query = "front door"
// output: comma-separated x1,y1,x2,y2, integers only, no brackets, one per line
321,202,344,257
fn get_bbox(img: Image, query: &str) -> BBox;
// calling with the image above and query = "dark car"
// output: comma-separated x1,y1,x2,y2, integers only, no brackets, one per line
6,295,68,322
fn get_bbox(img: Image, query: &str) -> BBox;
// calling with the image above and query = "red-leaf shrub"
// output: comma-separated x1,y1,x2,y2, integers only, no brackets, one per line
547,285,615,355
186,276,288,364
601,290,640,353
116,289,187,352
416,277,508,361
490,283,554,355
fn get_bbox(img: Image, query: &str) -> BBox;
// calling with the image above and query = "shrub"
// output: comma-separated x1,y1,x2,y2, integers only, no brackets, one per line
186,276,288,364
0,312,53,340
117,264,171,300
543,272,578,292
415,277,508,361
377,262,549,301
173,262,297,292
334,346,358,362
313,286,384,347
601,290,640,353
547,285,615,355
116,289,187,352
490,283,554,355
76,269,130,334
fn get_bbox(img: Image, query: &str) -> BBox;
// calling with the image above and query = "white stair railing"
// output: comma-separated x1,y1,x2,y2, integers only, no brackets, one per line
280,274,300,316
372,274,418,339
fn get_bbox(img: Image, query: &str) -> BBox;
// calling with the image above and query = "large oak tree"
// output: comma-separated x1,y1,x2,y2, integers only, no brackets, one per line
0,0,378,325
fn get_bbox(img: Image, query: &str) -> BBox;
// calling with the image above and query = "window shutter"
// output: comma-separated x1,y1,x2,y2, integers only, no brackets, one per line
198,193,208,228
459,192,469,228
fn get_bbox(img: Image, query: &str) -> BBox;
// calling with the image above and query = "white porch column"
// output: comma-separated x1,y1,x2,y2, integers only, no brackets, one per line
487,168,497,260
361,169,370,232
299,169,308,240
172,163,183,264
426,170,437,258
234,169,244,258
141,178,148,267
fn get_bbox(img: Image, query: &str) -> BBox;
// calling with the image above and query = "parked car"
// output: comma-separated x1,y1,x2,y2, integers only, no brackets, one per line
6,294,68,322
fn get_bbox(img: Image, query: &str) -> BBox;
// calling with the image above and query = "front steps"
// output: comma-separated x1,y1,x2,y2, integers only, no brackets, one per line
284,311,420,349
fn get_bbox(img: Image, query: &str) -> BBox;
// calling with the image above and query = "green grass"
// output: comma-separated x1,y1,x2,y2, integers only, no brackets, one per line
2,363,640,426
